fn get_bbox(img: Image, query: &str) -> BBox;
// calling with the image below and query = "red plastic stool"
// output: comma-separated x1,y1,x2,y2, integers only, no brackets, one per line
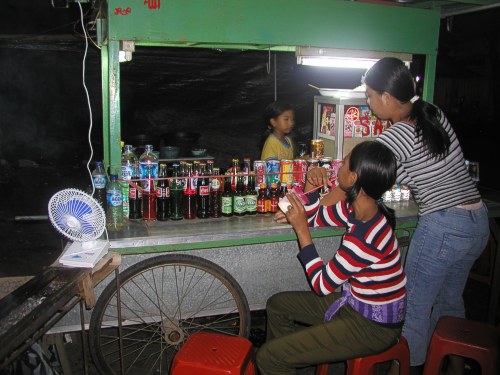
423,316,498,375
171,332,256,375
315,336,410,375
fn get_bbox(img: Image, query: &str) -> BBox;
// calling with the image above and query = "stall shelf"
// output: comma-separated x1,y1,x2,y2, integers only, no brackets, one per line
106,201,418,255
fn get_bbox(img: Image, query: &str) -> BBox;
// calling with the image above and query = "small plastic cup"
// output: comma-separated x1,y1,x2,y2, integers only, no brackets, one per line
278,186,310,213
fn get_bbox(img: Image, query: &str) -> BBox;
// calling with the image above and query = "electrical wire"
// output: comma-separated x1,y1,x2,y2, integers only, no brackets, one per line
77,3,110,243
77,2,95,196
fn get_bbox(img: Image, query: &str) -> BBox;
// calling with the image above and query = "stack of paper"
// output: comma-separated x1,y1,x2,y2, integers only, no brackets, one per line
59,240,110,268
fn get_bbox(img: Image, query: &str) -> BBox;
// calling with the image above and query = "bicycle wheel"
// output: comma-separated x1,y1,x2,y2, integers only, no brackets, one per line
89,254,251,375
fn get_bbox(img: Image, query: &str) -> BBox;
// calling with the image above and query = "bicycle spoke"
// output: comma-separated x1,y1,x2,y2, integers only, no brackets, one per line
89,254,250,374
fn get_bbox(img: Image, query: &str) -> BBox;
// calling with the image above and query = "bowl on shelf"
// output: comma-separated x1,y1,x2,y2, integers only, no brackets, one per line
160,146,180,159
162,131,201,156
191,148,207,157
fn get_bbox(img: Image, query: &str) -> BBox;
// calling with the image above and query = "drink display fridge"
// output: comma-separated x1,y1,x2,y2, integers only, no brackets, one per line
312,91,391,160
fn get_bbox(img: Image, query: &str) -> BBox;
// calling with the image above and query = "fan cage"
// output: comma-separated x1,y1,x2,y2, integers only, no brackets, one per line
48,188,106,242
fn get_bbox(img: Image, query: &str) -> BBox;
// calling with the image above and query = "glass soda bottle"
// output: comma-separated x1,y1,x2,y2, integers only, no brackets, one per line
207,159,214,189
183,163,197,219
169,163,184,220
233,176,246,216
231,158,239,192
106,174,124,231
92,161,108,212
121,145,138,218
128,167,142,220
156,163,170,221
221,175,233,217
257,183,268,214
245,173,257,215
139,145,158,221
210,167,222,218
269,183,279,213
242,157,251,190
196,162,210,218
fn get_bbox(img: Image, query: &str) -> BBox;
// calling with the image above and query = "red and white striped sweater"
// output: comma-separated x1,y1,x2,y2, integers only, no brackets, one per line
297,192,407,305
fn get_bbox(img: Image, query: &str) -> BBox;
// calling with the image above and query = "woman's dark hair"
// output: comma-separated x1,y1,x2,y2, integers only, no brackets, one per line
345,141,397,228
362,57,450,159
259,101,295,149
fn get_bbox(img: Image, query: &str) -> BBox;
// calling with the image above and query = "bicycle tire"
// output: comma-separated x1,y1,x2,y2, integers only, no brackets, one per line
89,253,251,374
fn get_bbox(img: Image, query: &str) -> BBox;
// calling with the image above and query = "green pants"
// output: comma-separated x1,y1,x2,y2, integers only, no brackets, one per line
256,291,402,375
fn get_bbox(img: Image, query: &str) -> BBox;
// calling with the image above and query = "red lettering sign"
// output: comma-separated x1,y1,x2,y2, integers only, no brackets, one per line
114,7,131,15
144,0,160,9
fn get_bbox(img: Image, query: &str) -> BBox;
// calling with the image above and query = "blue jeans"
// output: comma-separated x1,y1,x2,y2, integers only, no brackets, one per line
402,203,489,366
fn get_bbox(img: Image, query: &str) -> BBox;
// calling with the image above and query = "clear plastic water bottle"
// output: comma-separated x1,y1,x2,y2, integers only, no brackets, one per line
139,145,159,221
106,174,124,231
92,161,108,212
121,145,138,218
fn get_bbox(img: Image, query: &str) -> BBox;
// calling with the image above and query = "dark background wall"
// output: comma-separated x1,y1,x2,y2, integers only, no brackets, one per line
0,1,498,218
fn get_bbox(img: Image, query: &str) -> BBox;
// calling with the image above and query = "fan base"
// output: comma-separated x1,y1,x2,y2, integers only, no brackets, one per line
59,240,110,268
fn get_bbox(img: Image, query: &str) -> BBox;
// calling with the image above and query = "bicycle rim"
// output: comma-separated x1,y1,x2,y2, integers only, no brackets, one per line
89,254,251,374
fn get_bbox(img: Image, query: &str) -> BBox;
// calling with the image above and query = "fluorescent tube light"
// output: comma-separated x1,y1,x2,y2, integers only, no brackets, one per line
298,57,378,69
296,47,412,69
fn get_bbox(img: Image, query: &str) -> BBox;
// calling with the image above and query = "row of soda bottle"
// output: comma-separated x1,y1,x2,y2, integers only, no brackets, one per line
91,144,317,230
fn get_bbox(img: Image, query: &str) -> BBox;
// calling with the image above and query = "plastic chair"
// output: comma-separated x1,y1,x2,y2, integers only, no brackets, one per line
423,316,498,375
171,332,256,375
315,336,410,375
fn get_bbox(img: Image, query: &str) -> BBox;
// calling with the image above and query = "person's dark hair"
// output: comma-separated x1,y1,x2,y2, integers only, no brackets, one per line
263,101,294,128
258,101,295,150
345,141,397,228
362,57,450,159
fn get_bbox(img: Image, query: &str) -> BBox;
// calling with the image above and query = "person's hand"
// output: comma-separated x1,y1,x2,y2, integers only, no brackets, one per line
304,167,331,192
273,210,289,224
283,192,309,234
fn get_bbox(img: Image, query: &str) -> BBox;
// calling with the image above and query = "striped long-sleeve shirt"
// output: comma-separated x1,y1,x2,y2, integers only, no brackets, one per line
297,192,406,305
376,109,480,216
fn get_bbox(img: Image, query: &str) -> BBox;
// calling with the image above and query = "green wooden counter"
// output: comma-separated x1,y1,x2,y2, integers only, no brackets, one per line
107,200,419,254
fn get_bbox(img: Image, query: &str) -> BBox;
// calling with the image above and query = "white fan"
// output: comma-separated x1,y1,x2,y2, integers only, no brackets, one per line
48,188,110,267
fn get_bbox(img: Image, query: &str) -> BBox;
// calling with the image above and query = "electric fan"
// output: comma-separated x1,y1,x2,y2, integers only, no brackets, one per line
48,188,110,268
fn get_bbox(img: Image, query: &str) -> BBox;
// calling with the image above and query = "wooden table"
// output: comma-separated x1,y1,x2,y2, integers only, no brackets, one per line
0,252,121,370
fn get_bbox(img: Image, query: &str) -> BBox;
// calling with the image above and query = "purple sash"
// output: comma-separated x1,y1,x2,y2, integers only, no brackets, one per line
324,283,406,324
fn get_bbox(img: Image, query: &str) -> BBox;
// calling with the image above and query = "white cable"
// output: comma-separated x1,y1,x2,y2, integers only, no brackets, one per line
77,2,95,195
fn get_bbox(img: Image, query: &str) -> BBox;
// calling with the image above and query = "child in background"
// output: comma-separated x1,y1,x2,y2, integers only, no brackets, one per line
260,101,295,161
256,141,406,374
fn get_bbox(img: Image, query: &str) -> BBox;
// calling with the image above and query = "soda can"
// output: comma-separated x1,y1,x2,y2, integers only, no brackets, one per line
331,159,343,181
293,159,308,188
310,139,324,159
307,158,319,171
266,159,281,188
319,157,333,180
254,160,266,186
280,159,294,186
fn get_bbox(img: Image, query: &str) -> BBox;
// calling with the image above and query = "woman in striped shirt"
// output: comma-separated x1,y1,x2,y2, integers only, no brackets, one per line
363,57,489,374
256,141,407,375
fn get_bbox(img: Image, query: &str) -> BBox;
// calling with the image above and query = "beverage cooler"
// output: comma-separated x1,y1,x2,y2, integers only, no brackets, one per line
312,91,392,160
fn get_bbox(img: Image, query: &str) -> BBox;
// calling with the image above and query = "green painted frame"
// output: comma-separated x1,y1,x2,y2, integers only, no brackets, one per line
101,0,440,172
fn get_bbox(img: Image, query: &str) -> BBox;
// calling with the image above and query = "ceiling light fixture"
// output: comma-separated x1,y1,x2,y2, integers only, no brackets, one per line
296,47,412,69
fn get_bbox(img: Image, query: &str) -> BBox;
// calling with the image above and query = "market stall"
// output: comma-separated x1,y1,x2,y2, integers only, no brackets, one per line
2,1,499,373
98,0,441,169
